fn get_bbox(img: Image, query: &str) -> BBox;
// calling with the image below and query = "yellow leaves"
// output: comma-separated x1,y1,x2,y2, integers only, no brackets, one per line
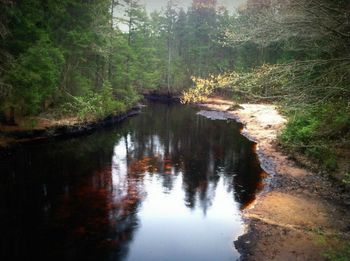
181,73,234,103
181,64,283,103
180,62,301,103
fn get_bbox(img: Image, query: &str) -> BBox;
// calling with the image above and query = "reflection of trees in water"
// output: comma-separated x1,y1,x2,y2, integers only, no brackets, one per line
123,103,265,211
0,102,265,260
52,165,141,261
0,130,142,260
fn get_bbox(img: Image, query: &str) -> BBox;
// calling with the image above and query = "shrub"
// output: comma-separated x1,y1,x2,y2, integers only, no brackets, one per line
279,102,349,171
323,243,350,261
61,81,126,122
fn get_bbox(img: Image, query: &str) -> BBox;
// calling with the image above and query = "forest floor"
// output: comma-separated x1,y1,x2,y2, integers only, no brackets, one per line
197,97,350,261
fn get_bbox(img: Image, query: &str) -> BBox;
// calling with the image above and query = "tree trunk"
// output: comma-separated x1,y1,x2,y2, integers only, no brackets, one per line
4,106,16,125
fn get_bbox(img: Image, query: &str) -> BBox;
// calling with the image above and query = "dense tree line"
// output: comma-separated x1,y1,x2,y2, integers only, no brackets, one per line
0,0,235,123
0,0,136,122
1,0,348,176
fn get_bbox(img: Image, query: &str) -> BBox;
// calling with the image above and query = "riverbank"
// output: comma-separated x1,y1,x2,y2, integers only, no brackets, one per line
197,97,350,261
0,106,141,152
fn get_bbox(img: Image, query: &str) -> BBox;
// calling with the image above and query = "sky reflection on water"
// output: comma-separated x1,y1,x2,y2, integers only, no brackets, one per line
0,102,264,261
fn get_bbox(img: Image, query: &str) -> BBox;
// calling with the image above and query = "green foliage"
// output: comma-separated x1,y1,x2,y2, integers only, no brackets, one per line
323,243,350,261
69,72,92,97
280,102,350,170
62,82,127,122
134,0,236,93
1,0,141,122
314,230,350,261
343,172,350,185
6,36,64,114
2,0,349,182
1,0,239,121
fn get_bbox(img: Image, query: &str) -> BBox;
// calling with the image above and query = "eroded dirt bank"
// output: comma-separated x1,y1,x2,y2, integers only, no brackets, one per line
0,107,141,152
197,98,350,261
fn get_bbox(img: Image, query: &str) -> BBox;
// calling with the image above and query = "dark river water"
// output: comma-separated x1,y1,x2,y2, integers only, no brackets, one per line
0,102,265,261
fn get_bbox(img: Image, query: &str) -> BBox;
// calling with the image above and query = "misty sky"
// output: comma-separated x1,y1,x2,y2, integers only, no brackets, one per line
116,0,247,31
140,0,247,12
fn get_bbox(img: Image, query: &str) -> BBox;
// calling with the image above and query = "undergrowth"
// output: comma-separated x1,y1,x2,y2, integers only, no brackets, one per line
61,82,139,122
279,102,350,172
323,243,350,261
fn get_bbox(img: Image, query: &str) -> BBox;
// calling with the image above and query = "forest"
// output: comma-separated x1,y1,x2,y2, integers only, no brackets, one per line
0,0,350,260
0,0,234,121
0,0,349,177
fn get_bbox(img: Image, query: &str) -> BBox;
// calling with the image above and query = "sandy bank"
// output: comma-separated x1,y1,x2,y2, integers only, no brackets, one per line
197,97,350,261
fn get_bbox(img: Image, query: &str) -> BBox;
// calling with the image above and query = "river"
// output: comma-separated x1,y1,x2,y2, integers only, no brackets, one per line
0,102,265,260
